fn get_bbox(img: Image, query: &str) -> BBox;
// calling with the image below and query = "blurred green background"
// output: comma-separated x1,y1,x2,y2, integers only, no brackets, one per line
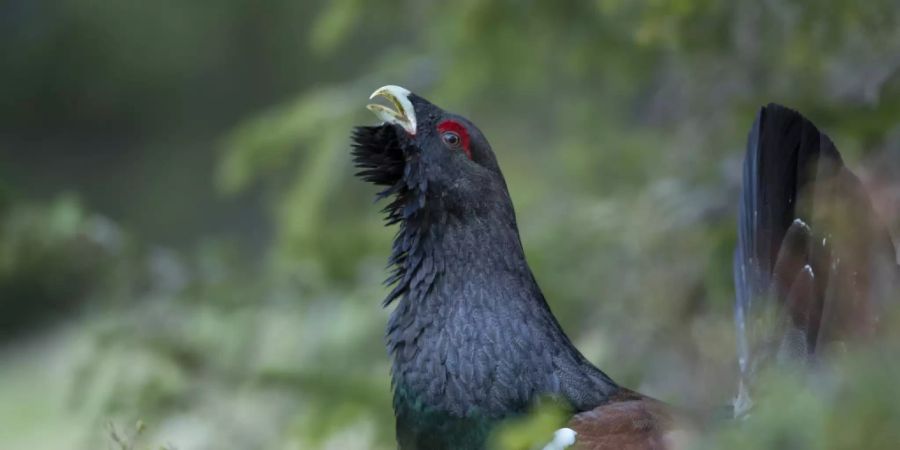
1,1,899,449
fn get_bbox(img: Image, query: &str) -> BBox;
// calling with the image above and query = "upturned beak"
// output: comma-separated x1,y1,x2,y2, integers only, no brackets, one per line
367,85,417,135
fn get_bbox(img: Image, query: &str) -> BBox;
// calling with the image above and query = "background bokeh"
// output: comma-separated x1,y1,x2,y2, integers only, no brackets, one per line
1,1,900,449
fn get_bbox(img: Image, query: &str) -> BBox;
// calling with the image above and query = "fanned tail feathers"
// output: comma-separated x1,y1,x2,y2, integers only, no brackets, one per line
733,103,899,415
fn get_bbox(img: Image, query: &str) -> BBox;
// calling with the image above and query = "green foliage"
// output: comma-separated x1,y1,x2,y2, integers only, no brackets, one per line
108,421,177,450
488,400,571,450
698,344,900,450
0,195,130,337
2,1,900,449
310,0,365,54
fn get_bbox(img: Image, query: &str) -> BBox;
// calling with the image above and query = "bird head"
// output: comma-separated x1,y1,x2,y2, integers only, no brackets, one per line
351,85,507,211
352,85,519,306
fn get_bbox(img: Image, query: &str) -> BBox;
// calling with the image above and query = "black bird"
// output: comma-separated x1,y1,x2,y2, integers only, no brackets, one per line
351,86,898,449
732,104,900,415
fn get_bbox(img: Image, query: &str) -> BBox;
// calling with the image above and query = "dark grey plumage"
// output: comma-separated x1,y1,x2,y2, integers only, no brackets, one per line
354,92,899,448
352,94,618,449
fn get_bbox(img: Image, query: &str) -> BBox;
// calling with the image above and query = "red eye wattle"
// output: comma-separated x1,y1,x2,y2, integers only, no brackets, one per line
437,120,472,159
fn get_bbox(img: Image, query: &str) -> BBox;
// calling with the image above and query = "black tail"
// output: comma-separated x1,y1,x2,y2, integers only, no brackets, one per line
733,103,899,415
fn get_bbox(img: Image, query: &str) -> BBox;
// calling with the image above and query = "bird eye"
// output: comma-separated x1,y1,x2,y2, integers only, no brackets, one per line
441,131,461,148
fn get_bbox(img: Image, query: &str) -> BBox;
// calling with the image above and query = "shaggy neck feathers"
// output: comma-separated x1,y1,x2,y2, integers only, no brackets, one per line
352,124,619,449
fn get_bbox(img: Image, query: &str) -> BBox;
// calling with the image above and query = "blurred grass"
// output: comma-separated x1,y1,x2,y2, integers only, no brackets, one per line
1,0,899,449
